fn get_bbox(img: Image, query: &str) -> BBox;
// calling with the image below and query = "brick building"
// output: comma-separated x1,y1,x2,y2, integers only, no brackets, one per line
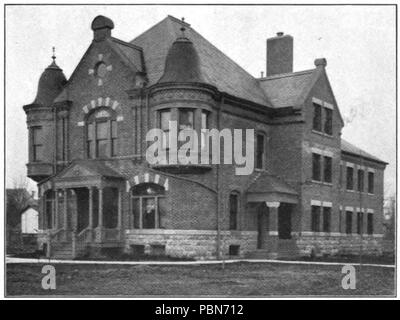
23,15,387,259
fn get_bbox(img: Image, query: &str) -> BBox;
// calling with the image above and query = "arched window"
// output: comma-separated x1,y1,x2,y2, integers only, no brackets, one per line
229,191,240,230
86,108,118,159
131,183,165,229
44,190,55,229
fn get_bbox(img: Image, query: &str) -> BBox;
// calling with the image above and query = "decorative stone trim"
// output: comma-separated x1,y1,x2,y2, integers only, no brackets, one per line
367,208,374,214
311,200,321,206
322,201,332,207
312,97,334,110
78,97,124,124
310,147,334,157
266,201,280,208
150,88,215,106
126,172,169,191
345,206,354,211
126,229,258,236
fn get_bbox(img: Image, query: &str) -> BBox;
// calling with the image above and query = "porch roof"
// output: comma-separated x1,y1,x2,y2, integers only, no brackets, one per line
246,173,298,204
55,160,124,181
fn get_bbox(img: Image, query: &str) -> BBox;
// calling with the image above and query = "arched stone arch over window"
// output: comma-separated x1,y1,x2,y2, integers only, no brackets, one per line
126,172,169,192
77,97,124,126
130,183,166,229
85,108,118,158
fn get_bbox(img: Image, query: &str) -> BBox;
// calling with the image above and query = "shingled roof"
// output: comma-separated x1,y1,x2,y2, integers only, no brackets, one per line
258,69,318,108
341,139,387,164
247,173,298,195
131,15,272,106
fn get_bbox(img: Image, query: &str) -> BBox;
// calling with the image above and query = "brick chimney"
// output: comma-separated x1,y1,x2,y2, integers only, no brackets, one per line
91,15,114,42
266,32,293,76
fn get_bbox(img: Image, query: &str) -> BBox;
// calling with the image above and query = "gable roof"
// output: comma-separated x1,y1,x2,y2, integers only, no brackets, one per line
131,15,272,106
341,139,387,165
247,173,298,195
57,160,124,180
258,69,317,108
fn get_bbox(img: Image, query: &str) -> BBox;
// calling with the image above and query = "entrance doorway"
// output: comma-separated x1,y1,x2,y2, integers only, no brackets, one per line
278,203,292,239
75,188,89,232
257,203,268,249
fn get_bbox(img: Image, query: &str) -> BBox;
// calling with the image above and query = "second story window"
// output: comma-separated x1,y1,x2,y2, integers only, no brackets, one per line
346,211,353,234
86,109,117,159
324,108,333,135
312,153,321,181
201,110,209,150
159,109,171,150
256,133,266,169
31,126,43,162
179,109,194,130
323,156,332,183
313,103,322,131
346,166,354,190
357,169,364,192
368,171,375,194
229,192,239,230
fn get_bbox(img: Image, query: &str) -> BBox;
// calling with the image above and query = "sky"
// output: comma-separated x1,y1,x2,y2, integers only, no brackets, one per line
4,5,396,196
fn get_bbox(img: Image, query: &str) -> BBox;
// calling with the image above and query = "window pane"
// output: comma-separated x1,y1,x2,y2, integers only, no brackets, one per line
357,212,363,234
142,197,156,229
132,198,140,229
312,153,321,181
368,172,374,193
323,207,331,232
346,211,352,234
87,123,94,141
256,134,265,169
367,213,373,235
229,194,238,230
346,167,354,190
111,120,117,138
313,103,322,131
311,205,320,232
324,108,333,135
160,110,171,131
323,156,332,183
97,140,108,158
357,169,364,192
32,127,42,143
96,121,109,139
201,111,209,129
179,109,194,130
87,141,95,159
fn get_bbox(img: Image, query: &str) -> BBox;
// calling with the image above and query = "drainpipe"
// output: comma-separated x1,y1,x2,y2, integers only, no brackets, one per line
216,96,224,260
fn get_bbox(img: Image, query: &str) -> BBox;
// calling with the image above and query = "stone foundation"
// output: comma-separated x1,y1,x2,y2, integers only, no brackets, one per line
125,229,258,260
295,233,383,257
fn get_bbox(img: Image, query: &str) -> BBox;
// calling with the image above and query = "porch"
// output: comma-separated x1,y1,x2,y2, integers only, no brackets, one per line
246,173,299,259
39,161,125,258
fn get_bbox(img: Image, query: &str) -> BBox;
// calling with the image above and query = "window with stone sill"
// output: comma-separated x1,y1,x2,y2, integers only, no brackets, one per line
346,167,354,190
86,108,118,159
255,132,267,170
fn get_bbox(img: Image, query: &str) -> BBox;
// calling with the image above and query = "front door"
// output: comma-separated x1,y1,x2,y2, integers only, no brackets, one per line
278,203,292,239
257,203,268,249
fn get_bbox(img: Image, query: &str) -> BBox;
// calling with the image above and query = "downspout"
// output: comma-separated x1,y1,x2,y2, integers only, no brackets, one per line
216,95,224,260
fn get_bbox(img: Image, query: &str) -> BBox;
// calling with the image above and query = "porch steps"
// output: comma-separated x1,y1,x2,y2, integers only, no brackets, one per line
277,240,299,259
49,242,87,260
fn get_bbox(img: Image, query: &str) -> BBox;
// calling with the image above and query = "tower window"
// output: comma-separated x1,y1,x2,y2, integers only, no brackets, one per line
31,126,43,162
256,133,266,169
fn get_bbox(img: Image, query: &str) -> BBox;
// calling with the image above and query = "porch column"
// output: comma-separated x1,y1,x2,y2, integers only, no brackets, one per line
63,189,68,230
98,187,103,228
54,189,59,229
98,187,103,242
117,189,122,229
88,187,93,229
266,201,280,257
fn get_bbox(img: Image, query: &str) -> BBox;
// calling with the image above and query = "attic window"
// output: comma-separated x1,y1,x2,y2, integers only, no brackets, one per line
95,62,108,78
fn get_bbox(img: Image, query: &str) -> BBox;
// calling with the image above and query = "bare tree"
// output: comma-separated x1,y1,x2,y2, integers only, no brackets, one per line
6,176,33,228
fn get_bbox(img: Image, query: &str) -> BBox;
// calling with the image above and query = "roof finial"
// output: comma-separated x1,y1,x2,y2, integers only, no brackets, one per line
51,46,56,63
180,17,186,37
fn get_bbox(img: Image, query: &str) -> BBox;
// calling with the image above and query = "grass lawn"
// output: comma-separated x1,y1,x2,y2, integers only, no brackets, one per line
6,262,395,297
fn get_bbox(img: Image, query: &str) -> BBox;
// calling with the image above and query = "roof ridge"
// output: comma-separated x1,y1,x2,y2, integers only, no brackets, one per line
111,37,143,51
259,69,316,81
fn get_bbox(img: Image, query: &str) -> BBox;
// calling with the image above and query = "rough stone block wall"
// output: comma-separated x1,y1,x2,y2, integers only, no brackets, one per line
295,234,383,257
125,229,258,260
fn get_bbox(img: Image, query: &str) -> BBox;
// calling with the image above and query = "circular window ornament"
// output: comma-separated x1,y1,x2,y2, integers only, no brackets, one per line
95,62,108,78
